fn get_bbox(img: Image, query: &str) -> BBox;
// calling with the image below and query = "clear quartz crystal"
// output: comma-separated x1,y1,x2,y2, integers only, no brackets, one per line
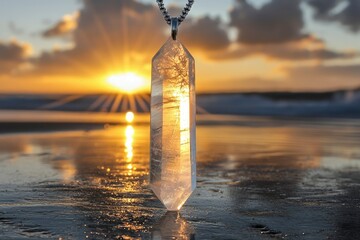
150,38,196,211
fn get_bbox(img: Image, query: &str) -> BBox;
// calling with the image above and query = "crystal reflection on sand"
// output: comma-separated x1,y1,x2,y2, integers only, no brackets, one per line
0,116,360,239
151,212,195,240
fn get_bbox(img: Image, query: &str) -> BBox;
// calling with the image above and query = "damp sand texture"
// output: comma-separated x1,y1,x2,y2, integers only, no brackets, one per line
0,116,360,239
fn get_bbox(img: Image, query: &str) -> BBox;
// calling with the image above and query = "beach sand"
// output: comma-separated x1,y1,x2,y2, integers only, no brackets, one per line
0,116,360,239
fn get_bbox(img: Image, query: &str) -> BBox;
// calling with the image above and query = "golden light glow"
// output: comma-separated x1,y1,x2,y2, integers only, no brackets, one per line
171,87,191,157
107,72,146,93
125,125,134,175
180,91,190,147
59,160,76,183
125,111,135,123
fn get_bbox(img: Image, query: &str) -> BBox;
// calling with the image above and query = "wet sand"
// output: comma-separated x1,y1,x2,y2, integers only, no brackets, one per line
0,116,360,239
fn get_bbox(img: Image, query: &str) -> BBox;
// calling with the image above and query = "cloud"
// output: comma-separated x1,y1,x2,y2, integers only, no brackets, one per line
180,16,230,51
230,0,307,44
308,0,360,32
307,0,339,17
31,0,231,78
207,35,357,61
33,0,164,77
213,47,356,61
43,12,79,37
0,39,32,74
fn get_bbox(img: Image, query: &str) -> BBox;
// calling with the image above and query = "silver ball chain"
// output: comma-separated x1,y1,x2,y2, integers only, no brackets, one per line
156,0,195,25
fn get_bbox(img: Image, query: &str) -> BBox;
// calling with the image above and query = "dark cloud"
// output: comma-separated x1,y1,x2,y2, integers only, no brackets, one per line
338,0,360,32
181,16,230,51
308,0,360,32
221,0,358,61
307,0,339,17
0,40,29,60
0,40,31,74
230,0,307,44
43,12,79,37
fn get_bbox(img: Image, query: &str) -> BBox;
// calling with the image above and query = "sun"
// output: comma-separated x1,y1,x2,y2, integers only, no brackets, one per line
107,72,147,93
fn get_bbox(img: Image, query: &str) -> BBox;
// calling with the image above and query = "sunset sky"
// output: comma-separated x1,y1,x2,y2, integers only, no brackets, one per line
0,0,360,93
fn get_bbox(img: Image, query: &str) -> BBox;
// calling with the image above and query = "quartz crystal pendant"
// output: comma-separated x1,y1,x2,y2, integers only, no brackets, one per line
150,37,196,211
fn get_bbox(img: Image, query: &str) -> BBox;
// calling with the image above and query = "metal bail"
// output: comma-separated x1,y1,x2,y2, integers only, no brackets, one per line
171,17,179,40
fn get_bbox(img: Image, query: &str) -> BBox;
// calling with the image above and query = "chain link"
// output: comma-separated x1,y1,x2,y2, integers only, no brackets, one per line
156,0,194,25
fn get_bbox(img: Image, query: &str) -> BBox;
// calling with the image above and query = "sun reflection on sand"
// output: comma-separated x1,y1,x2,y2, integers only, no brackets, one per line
125,125,135,175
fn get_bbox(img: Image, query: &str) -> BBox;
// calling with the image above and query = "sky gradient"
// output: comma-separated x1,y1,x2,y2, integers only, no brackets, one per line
0,0,360,93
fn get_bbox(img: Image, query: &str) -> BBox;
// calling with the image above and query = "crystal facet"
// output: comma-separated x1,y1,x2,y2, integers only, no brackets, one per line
150,38,196,211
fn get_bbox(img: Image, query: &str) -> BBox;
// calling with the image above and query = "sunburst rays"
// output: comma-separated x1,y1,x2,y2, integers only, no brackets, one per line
39,95,84,110
55,2,155,84
38,93,209,114
88,95,108,111
110,94,123,113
